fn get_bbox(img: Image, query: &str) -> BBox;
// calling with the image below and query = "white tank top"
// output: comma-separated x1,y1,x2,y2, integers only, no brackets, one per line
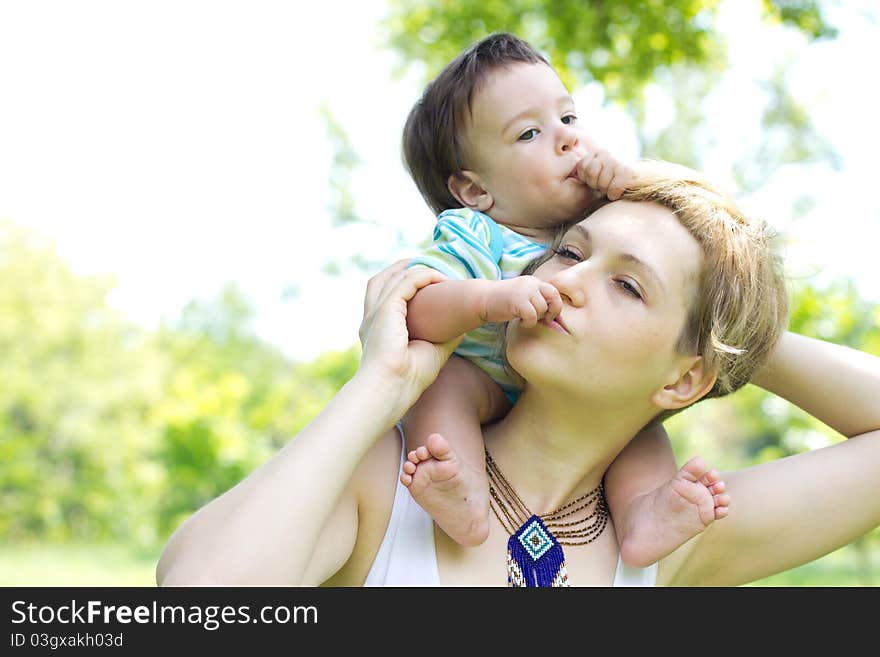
364,425,657,586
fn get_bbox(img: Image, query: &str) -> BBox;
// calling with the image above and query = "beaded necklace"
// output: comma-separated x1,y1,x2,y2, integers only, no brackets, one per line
486,448,609,587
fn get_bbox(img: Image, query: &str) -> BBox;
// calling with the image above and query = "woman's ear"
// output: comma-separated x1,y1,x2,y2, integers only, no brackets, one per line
448,172,493,212
652,356,718,410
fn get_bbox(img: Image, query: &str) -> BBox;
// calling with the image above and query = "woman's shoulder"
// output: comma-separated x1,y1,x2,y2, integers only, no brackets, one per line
355,426,403,502
320,426,402,586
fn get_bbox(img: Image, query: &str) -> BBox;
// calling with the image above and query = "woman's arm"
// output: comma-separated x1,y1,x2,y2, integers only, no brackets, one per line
156,264,458,585
750,331,880,438
660,331,880,586
156,374,401,586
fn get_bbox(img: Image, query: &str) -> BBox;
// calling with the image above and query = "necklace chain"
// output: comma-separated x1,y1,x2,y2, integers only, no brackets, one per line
485,448,609,547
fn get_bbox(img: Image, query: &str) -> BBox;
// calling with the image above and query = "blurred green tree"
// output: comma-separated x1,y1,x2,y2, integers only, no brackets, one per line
0,221,362,549
151,284,361,540
0,220,164,547
383,0,834,108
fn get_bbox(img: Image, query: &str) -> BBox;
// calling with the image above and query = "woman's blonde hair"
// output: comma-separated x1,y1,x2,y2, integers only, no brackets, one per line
522,162,790,415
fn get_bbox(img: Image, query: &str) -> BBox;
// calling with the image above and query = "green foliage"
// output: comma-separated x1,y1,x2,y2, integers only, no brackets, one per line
152,285,360,540
383,0,833,108
300,345,361,392
319,102,364,229
384,0,726,106
0,221,165,547
639,65,718,168
0,543,158,586
318,104,397,275
762,0,838,40
0,222,361,549
732,62,842,192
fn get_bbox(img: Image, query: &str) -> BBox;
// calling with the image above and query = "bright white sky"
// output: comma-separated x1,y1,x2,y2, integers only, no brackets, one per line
1,0,878,362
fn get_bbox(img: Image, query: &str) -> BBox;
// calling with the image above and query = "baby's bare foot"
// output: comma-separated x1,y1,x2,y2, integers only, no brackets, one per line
399,433,490,547
618,456,729,568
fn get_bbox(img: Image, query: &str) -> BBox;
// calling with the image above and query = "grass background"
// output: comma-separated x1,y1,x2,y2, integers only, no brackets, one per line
1,541,874,587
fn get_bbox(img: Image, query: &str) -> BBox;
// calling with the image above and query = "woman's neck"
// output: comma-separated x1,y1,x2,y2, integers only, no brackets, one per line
482,385,655,514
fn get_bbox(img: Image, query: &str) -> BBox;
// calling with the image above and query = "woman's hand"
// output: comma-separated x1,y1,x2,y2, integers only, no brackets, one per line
357,260,462,399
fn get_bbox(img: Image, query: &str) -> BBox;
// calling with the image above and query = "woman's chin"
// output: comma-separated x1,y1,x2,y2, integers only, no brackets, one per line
506,341,563,385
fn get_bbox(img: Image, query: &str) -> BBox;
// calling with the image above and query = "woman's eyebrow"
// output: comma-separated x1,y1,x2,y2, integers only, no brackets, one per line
619,253,666,294
569,224,590,243
570,224,666,293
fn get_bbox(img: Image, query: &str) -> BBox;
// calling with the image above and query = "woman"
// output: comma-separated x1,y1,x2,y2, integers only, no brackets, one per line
156,166,880,586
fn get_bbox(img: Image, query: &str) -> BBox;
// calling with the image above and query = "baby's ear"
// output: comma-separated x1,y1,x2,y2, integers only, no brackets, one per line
448,172,493,212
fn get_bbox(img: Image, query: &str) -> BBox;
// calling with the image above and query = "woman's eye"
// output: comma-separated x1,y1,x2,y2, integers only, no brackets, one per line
553,246,582,261
562,114,577,125
518,128,539,141
616,279,643,300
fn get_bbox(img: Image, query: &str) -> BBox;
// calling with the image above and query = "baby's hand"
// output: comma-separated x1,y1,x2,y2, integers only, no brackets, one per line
481,276,562,328
576,148,637,201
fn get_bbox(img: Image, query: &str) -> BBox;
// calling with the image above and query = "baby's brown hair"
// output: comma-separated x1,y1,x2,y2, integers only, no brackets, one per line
402,33,548,215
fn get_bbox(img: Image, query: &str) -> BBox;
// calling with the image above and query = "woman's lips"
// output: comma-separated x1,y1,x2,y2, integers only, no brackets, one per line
540,316,570,334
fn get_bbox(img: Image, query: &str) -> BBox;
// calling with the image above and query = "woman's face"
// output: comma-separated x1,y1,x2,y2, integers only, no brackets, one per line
507,200,704,406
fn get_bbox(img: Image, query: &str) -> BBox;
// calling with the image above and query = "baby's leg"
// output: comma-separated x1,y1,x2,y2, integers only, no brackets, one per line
606,423,730,567
399,355,510,547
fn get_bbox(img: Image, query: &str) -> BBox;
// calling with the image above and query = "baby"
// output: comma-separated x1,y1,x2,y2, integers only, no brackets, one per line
399,33,728,567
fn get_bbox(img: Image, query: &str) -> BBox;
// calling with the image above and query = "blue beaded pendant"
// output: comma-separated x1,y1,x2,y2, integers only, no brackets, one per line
507,515,569,587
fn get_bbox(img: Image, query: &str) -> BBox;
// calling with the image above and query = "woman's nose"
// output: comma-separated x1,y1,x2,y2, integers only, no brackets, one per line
549,266,586,307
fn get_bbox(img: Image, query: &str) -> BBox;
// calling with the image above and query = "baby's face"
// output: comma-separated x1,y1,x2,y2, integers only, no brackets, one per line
462,62,593,230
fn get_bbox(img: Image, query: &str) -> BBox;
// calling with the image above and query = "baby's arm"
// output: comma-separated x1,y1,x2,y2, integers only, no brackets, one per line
406,275,562,343
400,272,559,545
604,423,729,567
400,215,560,545
400,354,510,546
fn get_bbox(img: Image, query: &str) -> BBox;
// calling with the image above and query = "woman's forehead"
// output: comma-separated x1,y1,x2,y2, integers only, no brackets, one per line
572,201,703,295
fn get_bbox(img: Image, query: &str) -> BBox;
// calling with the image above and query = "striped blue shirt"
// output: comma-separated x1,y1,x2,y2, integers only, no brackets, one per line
407,208,547,400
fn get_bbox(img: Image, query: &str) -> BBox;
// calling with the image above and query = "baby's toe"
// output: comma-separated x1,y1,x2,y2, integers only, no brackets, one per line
708,480,726,495
700,469,720,487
